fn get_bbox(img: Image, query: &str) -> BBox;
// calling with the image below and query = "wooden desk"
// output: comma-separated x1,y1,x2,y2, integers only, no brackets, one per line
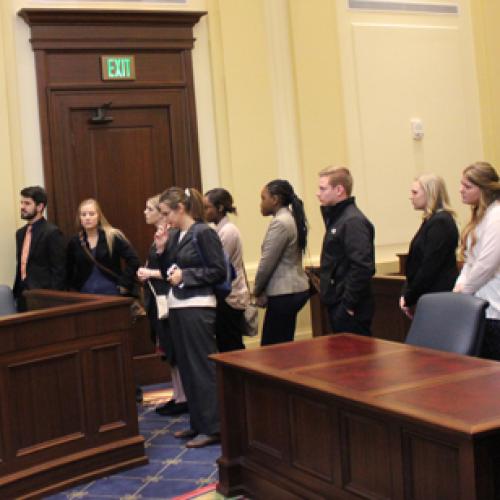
0,290,147,498
213,335,500,500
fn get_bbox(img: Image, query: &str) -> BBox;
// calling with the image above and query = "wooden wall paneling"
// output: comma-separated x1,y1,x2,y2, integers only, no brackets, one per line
244,377,289,461
289,393,334,481
91,342,128,434
0,291,146,498
402,430,460,500
340,410,393,499
8,352,84,457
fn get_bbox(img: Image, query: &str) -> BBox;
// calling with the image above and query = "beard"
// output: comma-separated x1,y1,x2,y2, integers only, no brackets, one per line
21,209,37,221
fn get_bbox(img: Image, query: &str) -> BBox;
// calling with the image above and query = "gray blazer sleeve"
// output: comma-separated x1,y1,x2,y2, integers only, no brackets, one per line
253,217,289,296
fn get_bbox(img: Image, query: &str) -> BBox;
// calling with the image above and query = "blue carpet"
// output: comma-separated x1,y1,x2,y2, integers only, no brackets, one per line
46,384,221,499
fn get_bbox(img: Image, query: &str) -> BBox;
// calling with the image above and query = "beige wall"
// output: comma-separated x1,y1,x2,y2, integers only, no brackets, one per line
1,0,498,336
470,0,500,168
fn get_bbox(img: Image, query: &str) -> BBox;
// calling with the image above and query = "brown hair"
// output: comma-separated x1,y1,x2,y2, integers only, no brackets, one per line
460,161,500,256
319,166,353,196
159,187,205,222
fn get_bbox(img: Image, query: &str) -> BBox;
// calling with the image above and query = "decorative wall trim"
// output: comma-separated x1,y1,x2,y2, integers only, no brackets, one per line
348,0,459,15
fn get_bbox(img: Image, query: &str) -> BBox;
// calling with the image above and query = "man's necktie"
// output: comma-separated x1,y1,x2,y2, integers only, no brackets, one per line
20,225,33,281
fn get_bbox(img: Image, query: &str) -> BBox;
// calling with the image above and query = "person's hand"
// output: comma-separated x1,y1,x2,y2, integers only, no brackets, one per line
346,308,354,316
137,267,151,282
453,283,464,293
168,267,183,286
255,294,267,308
399,296,413,318
154,224,170,254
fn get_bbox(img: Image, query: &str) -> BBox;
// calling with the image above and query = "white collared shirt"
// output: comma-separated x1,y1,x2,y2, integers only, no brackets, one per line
456,201,500,319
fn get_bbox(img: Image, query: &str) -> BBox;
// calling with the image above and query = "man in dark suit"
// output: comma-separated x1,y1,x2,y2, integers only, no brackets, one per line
13,186,66,311
317,167,375,336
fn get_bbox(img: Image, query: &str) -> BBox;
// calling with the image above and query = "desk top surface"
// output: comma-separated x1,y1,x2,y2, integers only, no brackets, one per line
212,334,500,435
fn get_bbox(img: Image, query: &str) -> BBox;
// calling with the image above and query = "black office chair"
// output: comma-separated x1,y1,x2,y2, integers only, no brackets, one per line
0,285,17,316
405,292,488,356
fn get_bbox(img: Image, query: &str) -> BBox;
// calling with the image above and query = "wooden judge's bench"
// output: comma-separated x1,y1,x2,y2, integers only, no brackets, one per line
0,290,147,499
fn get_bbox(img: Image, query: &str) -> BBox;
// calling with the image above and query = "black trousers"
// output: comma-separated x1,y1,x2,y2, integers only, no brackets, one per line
480,319,500,361
168,307,219,435
261,291,309,346
215,299,246,352
327,303,372,337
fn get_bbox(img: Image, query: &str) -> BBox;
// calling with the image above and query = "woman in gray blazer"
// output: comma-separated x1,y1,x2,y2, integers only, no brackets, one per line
254,179,310,345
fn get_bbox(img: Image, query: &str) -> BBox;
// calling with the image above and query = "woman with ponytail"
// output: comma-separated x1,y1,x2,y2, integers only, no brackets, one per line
156,187,226,448
454,162,500,360
204,188,250,352
254,179,310,346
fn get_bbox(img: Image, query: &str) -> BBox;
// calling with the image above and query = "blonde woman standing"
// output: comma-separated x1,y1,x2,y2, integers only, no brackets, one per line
400,174,458,318
66,198,140,295
454,162,500,360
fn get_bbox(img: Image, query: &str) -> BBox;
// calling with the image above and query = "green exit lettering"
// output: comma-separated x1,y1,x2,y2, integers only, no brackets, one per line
101,56,136,81
108,58,130,78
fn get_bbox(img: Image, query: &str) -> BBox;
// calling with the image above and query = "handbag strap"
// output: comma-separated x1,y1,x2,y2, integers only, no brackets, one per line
146,279,158,298
79,231,121,281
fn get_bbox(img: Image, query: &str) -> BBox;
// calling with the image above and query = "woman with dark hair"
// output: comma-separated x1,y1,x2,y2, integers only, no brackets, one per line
454,162,500,360
254,179,309,346
399,173,458,318
156,187,226,448
137,195,187,416
204,188,250,352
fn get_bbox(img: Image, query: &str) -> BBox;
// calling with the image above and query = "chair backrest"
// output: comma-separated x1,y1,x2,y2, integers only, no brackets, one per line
405,292,488,356
0,285,17,316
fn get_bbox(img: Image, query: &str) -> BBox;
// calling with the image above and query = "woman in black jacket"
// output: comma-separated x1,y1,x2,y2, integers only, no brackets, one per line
400,174,458,318
137,194,188,416
157,187,226,448
66,198,140,295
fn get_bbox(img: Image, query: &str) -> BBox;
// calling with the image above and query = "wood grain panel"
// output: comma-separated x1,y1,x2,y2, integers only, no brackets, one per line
379,371,500,428
8,352,84,455
46,52,185,85
214,335,500,498
91,344,127,432
245,379,288,460
301,349,481,393
222,334,402,372
340,411,392,499
289,394,334,481
403,432,459,500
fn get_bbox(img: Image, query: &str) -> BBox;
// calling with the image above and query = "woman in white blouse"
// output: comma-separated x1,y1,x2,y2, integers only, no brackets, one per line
454,162,500,359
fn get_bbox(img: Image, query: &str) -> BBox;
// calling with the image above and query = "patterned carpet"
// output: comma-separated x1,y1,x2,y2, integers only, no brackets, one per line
46,385,231,500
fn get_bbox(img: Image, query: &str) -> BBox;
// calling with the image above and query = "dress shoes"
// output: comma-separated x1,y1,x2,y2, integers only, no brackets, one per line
186,433,220,448
156,401,188,416
155,399,176,414
174,428,198,439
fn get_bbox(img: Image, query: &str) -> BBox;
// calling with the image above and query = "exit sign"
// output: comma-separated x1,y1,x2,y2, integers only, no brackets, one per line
101,56,136,81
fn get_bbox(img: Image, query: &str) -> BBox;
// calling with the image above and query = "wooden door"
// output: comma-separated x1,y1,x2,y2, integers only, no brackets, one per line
51,89,199,261
20,8,205,385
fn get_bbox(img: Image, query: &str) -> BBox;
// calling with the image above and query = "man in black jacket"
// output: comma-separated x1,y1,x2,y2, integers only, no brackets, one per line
13,186,66,311
317,167,375,336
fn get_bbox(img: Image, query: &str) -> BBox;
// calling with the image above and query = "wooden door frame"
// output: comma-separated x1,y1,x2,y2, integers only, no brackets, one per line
19,8,206,223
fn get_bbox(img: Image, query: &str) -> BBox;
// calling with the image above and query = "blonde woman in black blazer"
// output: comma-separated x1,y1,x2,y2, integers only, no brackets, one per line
400,174,458,318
